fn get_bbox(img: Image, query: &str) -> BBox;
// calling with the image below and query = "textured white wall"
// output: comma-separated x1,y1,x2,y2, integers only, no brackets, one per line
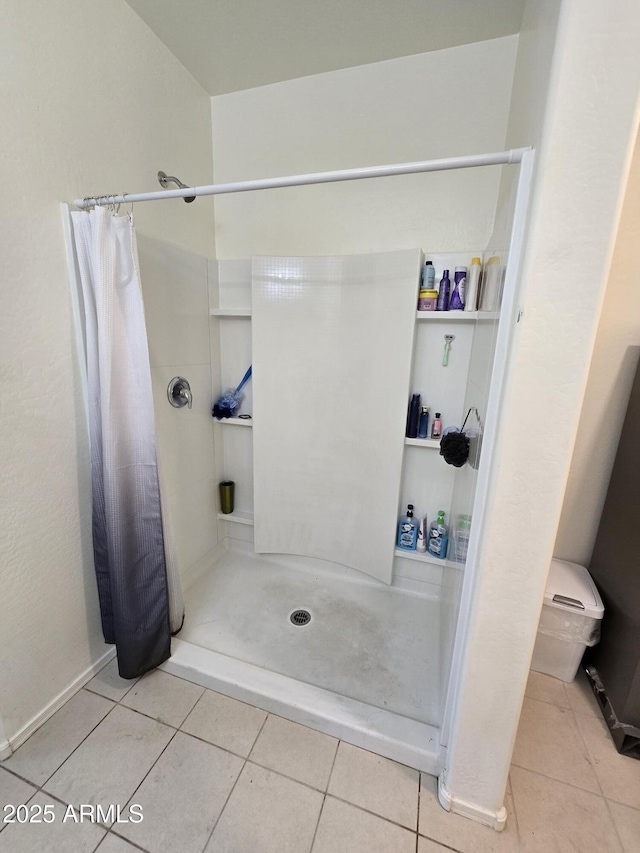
555,131,640,565
443,0,640,822
210,38,518,258
0,0,214,744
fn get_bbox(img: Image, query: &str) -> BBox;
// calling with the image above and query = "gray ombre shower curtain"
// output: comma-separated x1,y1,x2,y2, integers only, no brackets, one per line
71,206,184,678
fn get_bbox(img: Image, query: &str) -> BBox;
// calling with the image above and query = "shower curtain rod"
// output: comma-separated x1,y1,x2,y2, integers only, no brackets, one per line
74,148,530,209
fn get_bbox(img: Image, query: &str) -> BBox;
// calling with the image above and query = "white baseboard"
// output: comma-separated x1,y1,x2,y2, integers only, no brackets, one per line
1,648,116,759
0,723,11,761
438,774,507,831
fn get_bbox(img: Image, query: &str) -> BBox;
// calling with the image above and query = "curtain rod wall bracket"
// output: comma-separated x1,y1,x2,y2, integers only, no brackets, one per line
157,171,196,203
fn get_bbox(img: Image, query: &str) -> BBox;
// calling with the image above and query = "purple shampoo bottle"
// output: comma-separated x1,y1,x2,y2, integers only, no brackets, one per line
449,267,466,310
436,270,450,311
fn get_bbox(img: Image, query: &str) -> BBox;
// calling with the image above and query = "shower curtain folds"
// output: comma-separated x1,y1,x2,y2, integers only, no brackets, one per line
70,206,183,679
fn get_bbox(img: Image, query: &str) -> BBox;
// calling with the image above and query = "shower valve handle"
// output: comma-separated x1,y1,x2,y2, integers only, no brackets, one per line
168,377,192,410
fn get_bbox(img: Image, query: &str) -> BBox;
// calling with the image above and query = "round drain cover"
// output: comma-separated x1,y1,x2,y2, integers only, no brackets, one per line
289,609,311,626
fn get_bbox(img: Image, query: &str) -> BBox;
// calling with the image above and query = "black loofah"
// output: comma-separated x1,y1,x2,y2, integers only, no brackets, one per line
439,431,470,467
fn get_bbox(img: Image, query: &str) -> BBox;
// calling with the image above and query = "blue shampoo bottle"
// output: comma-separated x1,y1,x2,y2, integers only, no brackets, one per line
397,504,418,550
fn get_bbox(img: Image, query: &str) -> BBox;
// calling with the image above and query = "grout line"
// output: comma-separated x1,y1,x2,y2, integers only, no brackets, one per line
415,773,421,853
601,797,628,853
418,835,463,853
506,774,522,849
325,738,341,793
509,760,604,798
176,727,252,762
524,689,601,720
568,706,607,798
7,696,119,795
198,753,248,853
523,691,572,712
603,795,640,812
83,685,133,702
324,793,418,835
103,827,153,853
115,727,181,830
243,757,337,797
308,794,327,852
243,710,270,761
177,683,209,728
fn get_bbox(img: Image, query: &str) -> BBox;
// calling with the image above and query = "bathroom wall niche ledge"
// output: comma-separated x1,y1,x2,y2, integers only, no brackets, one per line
211,307,252,317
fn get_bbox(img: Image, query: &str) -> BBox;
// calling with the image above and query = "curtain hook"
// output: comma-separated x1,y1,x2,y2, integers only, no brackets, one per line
122,192,133,221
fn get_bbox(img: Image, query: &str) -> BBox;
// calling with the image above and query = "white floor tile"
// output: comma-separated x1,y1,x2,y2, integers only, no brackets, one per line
120,670,204,728
85,659,138,702
0,769,37,833
328,742,419,830
0,791,106,853
313,796,415,853
512,697,600,793
44,705,174,811
564,669,602,718
525,670,570,709
511,765,623,852
3,691,114,787
607,800,640,853
181,689,267,757
118,731,242,853
418,773,518,852
575,713,640,810
95,834,141,853
206,762,323,853
249,715,338,790
418,837,453,853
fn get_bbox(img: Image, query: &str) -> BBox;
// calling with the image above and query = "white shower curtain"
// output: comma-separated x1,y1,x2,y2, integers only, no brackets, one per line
71,207,183,678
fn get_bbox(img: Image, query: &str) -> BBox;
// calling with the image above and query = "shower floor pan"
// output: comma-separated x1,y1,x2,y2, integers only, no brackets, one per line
161,546,441,773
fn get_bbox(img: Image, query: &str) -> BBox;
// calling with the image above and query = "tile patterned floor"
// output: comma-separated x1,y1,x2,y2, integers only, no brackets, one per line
0,661,639,852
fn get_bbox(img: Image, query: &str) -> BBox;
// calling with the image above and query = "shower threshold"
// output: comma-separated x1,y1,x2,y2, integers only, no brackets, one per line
161,546,442,773
162,638,440,773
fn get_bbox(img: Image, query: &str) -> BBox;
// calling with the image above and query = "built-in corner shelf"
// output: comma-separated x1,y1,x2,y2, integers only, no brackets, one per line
217,510,254,526
393,548,444,567
215,417,253,427
416,310,477,321
404,437,440,449
211,308,252,317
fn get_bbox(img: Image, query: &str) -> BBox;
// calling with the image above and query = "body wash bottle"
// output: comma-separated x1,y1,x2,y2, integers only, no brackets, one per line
464,257,481,311
428,510,449,559
431,412,442,439
416,515,428,552
449,266,466,310
417,407,430,439
397,504,418,550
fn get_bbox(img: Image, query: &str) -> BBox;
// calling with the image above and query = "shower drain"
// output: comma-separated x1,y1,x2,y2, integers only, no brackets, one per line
289,609,311,626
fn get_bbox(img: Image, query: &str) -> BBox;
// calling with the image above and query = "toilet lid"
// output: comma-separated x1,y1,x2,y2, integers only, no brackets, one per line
544,559,604,617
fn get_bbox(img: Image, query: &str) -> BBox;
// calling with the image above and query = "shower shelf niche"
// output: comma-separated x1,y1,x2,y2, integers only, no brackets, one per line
211,308,252,317
394,548,447,566
216,417,253,427
216,510,254,526
404,437,440,449
416,310,477,321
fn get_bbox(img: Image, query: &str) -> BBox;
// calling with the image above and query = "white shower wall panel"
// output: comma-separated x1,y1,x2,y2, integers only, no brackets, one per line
138,237,219,589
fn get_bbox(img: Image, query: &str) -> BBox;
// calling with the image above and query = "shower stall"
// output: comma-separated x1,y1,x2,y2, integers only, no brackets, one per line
64,147,533,781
